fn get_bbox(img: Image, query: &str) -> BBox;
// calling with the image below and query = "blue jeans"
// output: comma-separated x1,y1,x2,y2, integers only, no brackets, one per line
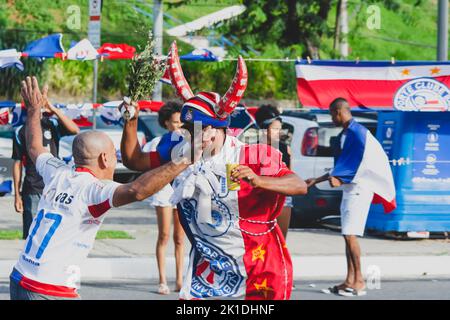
22,194,41,239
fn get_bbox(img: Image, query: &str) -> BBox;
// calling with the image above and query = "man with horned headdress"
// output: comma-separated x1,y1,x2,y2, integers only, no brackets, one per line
120,42,307,300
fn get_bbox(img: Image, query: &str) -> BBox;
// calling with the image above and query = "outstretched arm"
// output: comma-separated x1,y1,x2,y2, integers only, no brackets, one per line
46,101,80,135
120,105,153,171
230,165,307,196
305,173,330,188
21,76,48,164
305,174,343,188
112,161,189,207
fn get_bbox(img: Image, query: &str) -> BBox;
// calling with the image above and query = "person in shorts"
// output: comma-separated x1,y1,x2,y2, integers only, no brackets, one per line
306,98,375,296
142,102,185,294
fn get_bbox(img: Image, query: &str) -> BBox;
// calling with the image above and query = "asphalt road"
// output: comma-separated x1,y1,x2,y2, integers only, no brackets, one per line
1,278,449,300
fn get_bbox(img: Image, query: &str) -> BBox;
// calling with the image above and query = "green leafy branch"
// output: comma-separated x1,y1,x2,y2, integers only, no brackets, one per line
126,32,166,102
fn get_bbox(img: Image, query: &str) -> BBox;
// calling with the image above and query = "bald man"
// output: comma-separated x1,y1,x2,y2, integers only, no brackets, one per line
306,98,372,297
9,77,196,300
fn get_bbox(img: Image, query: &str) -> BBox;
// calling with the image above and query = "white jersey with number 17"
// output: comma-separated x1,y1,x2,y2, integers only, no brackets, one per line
13,153,120,297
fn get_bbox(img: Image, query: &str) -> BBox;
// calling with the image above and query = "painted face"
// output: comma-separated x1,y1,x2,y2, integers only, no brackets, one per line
165,112,182,132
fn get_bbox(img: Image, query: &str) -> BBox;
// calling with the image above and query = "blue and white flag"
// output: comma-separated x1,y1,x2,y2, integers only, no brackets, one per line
180,49,218,62
331,120,396,213
23,34,65,59
100,101,123,125
0,49,24,70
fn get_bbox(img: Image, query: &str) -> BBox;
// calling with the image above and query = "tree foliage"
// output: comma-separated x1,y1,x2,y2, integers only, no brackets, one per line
0,0,442,102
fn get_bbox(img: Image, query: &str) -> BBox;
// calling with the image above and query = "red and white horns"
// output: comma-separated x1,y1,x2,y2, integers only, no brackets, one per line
216,55,248,119
167,41,194,101
166,41,248,118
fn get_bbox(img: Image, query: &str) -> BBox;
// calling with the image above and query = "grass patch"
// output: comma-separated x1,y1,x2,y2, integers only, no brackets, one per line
0,230,133,240
0,230,22,240
96,230,134,240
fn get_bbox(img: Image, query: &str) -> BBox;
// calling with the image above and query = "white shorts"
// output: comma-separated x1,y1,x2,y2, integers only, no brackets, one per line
340,184,374,236
147,184,176,208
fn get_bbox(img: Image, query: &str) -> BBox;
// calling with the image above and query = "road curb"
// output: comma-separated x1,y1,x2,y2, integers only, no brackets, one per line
1,255,449,281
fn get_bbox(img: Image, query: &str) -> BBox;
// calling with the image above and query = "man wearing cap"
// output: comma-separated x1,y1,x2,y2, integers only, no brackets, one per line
120,42,307,300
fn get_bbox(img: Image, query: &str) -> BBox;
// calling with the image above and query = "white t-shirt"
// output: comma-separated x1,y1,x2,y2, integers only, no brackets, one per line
14,153,120,290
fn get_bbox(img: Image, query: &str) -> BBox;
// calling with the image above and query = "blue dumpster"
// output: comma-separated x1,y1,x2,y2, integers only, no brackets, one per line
367,111,450,232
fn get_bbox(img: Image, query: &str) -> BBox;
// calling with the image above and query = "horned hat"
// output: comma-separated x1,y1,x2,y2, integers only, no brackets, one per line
166,41,248,128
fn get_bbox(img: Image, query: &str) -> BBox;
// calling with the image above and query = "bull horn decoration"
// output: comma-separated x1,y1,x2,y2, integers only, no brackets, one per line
167,41,248,118
167,41,194,101
217,55,248,119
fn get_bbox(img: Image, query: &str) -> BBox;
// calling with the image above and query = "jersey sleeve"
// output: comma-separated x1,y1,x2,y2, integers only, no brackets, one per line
85,180,121,218
241,144,294,177
11,127,24,161
35,152,67,185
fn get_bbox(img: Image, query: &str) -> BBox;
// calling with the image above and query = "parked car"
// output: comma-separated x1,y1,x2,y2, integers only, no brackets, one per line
0,125,16,196
59,116,147,183
137,113,168,143
0,112,173,189
237,109,378,227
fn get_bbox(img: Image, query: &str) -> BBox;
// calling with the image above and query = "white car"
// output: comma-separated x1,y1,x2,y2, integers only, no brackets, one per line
0,135,14,195
238,110,378,227
60,117,146,183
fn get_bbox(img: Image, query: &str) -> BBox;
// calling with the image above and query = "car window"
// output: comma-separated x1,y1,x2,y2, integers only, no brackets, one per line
238,123,294,146
281,122,294,146
138,115,168,141
316,122,377,157
238,125,259,145
84,116,122,130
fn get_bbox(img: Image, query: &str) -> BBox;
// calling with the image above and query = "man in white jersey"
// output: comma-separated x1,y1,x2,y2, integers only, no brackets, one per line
9,76,199,300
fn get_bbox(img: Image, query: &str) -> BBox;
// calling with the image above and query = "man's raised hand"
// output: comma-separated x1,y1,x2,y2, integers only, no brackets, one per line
21,76,44,111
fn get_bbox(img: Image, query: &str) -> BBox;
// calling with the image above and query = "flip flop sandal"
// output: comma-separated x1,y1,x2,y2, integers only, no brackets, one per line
338,287,367,297
158,283,170,295
321,285,340,295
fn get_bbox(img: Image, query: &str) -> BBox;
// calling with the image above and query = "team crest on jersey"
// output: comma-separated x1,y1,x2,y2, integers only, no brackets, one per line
185,109,193,121
190,236,243,298
180,196,232,238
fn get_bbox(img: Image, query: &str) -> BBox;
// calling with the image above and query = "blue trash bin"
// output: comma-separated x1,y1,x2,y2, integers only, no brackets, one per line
367,111,450,232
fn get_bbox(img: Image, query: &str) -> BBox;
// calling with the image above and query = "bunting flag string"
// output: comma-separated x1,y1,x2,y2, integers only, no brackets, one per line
0,33,302,72
0,100,164,127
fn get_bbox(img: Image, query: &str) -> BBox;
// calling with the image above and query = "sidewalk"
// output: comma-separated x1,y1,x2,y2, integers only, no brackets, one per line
1,196,450,280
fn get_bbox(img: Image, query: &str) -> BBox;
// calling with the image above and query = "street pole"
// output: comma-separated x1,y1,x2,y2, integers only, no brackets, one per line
333,0,342,53
152,0,163,102
339,0,349,59
93,59,98,129
437,0,448,61
88,0,102,129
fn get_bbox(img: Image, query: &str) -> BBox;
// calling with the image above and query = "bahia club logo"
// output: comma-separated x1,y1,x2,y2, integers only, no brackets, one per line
393,77,450,111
